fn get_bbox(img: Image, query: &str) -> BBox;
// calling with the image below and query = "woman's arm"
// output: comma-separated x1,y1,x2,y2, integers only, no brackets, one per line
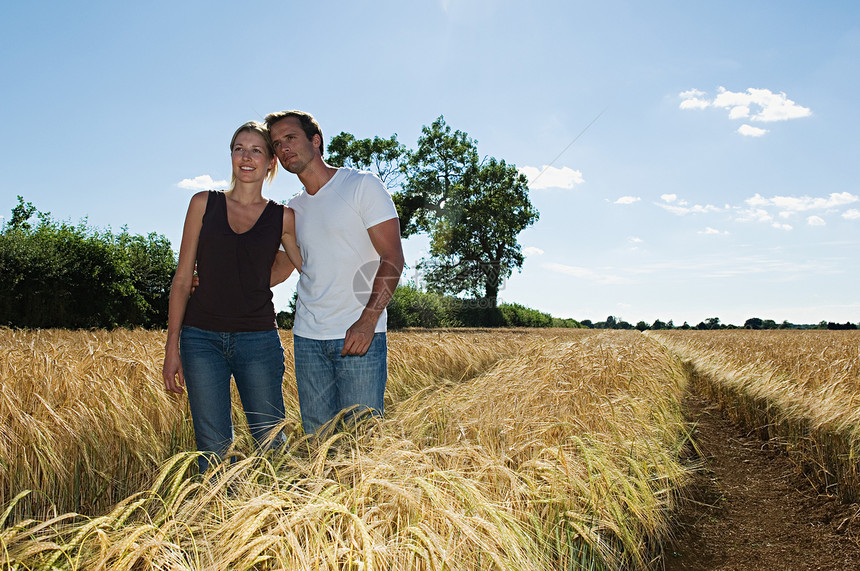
162,192,207,394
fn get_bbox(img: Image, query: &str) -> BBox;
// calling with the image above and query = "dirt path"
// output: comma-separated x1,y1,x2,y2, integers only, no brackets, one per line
663,389,860,571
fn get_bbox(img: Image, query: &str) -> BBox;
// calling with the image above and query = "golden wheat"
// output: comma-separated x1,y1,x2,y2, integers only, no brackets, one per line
1,328,691,570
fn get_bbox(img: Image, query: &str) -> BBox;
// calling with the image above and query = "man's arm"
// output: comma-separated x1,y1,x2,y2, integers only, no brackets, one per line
341,217,404,356
272,207,302,287
270,250,295,287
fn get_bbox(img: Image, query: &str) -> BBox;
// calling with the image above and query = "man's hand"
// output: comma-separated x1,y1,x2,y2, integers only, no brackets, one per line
340,218,404,357
341,315,376,356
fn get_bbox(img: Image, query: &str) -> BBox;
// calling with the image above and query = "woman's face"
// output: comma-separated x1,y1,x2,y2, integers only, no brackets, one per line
231,130,275,185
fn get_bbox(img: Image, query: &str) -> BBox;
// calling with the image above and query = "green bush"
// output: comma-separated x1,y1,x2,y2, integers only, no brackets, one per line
0,197,175,329
386,284,581,330
499,303,553,327
387,283,460,328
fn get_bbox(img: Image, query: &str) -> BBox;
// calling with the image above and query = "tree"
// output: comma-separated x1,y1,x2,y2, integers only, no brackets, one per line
402,117,538,307
696,317,721,330
327,132,406,190
397,116,480,238
8,196,38,230
416,156,539,305
114,229,176,327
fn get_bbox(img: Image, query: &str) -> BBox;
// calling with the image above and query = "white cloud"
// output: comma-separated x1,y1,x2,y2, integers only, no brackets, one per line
177,174,229,190
679,87,811,135
652,191,856,232
628,237,643,243
729,106,750,120
745,192,858,212
614,196,640,205
523,246,544,256
712,87,812,122
738,124,768,137
736,207,774,224
520,165,585,190
656,202,722,216
678,89,709,110
542,262,629,284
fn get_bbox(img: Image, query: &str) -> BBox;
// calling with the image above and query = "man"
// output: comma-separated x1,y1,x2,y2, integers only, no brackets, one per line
266,110,404,435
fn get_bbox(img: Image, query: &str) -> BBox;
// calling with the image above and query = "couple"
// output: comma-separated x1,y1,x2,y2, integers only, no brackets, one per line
161,110,404,473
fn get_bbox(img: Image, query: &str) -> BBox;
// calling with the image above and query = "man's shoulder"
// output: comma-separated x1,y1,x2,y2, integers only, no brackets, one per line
286,190,306,207
334,167,389,198
335,166,383,184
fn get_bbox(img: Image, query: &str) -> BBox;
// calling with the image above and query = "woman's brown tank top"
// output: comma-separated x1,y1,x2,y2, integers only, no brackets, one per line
183,191,284,332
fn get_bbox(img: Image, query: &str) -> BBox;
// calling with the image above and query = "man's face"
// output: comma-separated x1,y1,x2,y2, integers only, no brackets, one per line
270,117,318,174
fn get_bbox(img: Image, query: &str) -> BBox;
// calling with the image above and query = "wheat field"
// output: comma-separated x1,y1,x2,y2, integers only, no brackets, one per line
0,328,694,570
650,330,860,502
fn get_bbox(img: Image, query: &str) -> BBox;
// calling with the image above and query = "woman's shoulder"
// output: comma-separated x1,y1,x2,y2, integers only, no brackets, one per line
188,190,209,208
191,189,223,202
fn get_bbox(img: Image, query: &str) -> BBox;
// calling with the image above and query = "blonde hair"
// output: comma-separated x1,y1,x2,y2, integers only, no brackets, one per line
229,121,278,187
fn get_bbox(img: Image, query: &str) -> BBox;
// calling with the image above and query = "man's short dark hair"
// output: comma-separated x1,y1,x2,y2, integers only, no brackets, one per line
264,110,324,156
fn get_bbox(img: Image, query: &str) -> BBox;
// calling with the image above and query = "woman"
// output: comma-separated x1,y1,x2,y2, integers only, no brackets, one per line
162,121,302,473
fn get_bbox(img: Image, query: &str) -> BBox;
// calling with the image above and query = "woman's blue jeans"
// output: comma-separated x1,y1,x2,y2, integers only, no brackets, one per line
293,332,387,434
180,326,286,473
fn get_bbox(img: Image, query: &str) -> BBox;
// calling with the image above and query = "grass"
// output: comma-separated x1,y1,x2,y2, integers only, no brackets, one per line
1,328,692,569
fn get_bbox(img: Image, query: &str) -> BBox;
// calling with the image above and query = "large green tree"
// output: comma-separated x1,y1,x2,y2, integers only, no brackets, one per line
417,156,538,305
403,117,538,307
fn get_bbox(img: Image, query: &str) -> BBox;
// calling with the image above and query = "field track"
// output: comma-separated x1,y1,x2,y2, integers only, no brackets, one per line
666,388,860,570
654,330,860,570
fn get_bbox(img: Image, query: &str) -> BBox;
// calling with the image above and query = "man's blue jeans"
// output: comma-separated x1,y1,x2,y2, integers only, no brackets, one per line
180,326,286,473
293,332,387,434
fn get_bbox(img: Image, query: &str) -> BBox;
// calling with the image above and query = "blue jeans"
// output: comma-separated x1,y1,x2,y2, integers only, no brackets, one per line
293,332,387,434
180,326,286,473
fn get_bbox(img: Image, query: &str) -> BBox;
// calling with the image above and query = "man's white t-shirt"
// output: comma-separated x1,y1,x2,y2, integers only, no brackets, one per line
288,167,399,340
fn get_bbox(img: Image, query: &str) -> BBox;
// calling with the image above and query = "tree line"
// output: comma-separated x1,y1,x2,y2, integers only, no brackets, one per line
583,316,858,331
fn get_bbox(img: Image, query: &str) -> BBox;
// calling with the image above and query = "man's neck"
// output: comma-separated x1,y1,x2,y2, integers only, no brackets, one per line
298,161,339,195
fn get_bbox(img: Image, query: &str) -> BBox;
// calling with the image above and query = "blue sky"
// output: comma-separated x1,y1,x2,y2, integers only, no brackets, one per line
2,1,858,326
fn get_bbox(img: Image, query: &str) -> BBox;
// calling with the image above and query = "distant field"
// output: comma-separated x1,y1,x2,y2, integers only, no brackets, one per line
2,328,857,569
